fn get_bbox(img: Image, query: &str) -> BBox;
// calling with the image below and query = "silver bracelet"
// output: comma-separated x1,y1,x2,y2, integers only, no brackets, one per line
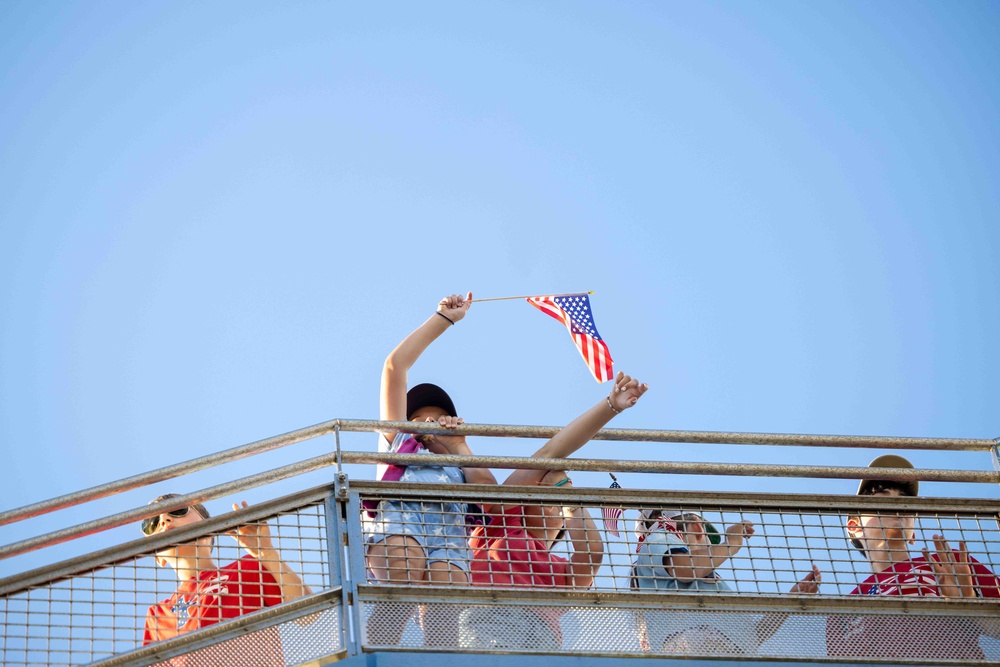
606,396,621,415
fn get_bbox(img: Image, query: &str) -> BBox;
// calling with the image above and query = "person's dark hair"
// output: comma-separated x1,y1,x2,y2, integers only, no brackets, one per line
152,493,211,519
147,493,214,549
859,481,913,497
643,510,663,531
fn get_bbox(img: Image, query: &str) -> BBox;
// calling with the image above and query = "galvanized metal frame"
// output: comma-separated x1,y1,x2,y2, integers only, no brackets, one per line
348,481,1000,514
323,492,351,655
3,419,1000,666
342,482,369,655
0,486,333,596
339,451,999,485
356,583,1000,617
89,589,344,667
3,419,994,529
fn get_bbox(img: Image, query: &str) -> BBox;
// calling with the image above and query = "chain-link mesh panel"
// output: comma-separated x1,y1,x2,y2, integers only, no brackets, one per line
358,488,1000,597
146,606,342,667
360,597,1000,662
0,501,332,667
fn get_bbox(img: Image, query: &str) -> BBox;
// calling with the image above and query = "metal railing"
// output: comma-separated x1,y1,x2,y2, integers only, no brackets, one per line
0,420,998,666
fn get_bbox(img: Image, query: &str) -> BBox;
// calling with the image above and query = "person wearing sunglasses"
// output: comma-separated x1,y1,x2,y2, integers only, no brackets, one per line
459,371,648,651
141,494,312,649
826,455,1000,662
631,508,820,656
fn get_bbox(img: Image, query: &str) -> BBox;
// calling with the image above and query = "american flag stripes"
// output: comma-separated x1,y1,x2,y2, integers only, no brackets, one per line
527,294,614,383
602,476,623,537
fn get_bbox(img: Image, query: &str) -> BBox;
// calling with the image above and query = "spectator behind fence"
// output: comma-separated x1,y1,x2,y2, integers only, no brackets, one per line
141,494,313,659
631,509,819,655
364,292,498,647
826,454,1000,661
458,371,648,651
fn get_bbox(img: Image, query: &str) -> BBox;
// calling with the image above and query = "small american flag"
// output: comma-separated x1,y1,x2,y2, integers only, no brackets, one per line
603,475,623,537
527,294,614,383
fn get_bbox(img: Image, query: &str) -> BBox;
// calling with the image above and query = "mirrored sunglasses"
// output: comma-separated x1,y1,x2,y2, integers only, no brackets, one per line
141,507,193,536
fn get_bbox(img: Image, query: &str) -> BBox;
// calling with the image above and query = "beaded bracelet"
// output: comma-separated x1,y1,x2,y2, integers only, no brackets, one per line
606,396,621,415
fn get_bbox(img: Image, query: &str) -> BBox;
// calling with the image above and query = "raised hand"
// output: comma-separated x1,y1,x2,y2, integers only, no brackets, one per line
608,371,649,413
923,536,976,597
787,564,822,594
227,501,276,559
724,521,755,550
419,415,468,454
437,292,472,324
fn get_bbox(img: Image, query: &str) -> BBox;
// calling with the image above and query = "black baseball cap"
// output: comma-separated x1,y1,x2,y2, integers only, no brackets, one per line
406,383,457,420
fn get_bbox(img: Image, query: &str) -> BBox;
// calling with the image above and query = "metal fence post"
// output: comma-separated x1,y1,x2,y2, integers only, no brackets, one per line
342,484,368,653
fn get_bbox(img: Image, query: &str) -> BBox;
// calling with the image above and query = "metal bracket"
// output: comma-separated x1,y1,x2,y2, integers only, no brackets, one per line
991,440,1000,487
334,421,343,474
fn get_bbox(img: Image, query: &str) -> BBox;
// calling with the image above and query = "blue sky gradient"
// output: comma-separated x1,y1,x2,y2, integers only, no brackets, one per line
1,2,998,577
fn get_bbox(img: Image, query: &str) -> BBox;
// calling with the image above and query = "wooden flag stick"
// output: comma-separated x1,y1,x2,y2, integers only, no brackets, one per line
472,291,594,303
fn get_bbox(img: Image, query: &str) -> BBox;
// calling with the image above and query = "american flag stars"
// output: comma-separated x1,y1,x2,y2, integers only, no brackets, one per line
556,295,601,339
527,294,614,383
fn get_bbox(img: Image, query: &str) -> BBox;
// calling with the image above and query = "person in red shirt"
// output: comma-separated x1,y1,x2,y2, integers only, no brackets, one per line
141,494,313,656
460,371,648,650
826,455,1000,661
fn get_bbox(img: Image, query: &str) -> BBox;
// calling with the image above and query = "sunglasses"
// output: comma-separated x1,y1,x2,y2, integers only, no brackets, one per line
141,507,195,536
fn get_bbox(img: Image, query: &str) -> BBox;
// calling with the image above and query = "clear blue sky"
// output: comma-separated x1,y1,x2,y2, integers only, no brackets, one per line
2,2,998,578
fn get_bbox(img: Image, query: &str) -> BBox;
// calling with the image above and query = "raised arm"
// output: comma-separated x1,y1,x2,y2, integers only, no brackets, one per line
229,501,313,603
380,293,471,443
503,371,648,487
564,506,604,588
922,537,1000,638
667,521,754,581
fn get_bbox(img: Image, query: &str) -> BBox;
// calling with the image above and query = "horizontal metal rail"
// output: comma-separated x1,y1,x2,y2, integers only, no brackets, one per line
89,588,342,667
3,473,999,667
0,420,339,527
0,452,343,562
3,451,997,562
342,419,998,452
0,485,332,596
358,584,1000,617
339,452,1000,485
3,419,994,528
350,481,1000,514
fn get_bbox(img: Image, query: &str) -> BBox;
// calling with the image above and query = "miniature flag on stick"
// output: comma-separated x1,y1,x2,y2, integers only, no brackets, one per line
602,473,624,537
527,293,614,382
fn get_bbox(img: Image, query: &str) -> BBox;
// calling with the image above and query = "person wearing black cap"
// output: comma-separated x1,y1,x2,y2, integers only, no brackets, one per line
826,455,1000,661
365,292,498,647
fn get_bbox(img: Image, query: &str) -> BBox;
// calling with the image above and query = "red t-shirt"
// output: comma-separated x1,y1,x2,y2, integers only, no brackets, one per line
469,506,571,589
143,555,283,645
469,506,572,641
826,553,999,661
